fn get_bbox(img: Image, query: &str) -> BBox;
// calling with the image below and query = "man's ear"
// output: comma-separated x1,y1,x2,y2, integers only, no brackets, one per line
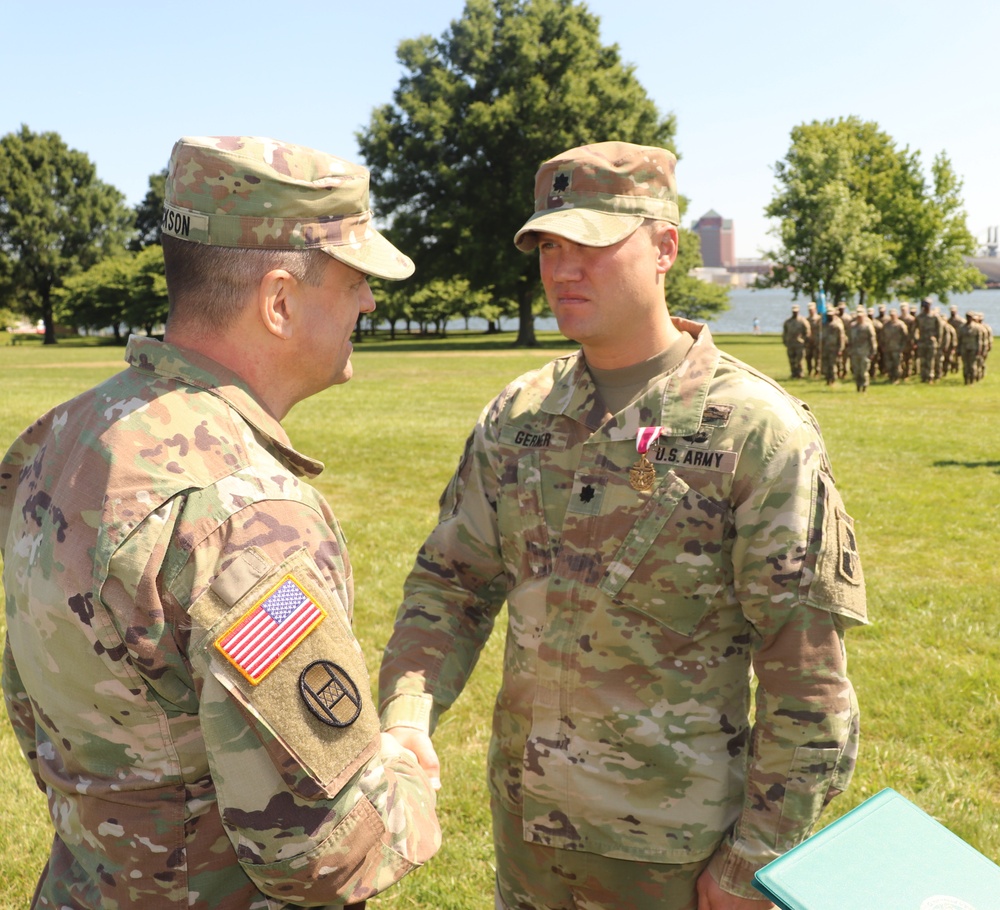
655,224,680,274
258,269,297,340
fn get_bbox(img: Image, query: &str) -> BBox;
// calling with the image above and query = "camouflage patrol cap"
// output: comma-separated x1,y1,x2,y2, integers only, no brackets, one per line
514,141,680,251
162,136,414,280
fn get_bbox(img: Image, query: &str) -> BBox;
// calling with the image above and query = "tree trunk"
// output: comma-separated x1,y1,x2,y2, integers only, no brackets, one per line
515,288,537,347
42,294,57,345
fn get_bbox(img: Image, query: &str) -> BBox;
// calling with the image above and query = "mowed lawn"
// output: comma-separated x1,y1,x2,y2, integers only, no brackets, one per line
1,331,997,907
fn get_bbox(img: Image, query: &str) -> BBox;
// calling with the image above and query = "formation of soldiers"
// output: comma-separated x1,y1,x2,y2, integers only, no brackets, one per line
782,298,994,391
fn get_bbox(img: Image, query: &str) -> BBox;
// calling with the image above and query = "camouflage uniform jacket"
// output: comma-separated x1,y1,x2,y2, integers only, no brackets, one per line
881,320,909,354
380,320,866,898
781,315,810,346
821,317,846,354
915,312,945,346
1,336,439,910
847,320,877,357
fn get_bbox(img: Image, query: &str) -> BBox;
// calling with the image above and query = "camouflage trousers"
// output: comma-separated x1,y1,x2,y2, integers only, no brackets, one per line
918,340,939,382
785,342,807,379
849,353,872,391
492,799,710,910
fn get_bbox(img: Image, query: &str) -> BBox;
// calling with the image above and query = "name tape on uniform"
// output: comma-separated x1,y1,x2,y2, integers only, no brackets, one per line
652,444,738,473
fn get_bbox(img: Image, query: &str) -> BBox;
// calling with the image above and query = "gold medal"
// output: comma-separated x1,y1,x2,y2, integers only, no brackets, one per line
629,426,663,492
629,453,656,491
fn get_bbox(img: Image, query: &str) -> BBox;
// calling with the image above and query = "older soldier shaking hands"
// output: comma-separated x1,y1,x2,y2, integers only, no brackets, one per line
1,136,440,910
379,141,867,910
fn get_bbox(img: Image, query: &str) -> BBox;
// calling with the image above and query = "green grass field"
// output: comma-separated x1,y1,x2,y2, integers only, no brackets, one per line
1,331,998,907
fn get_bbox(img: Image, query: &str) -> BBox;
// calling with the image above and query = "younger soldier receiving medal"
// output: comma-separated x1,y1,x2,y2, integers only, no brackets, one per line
379,141,867,910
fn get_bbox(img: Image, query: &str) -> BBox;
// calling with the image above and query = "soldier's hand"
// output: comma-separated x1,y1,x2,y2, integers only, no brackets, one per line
696,869,774,910
384,727,441,791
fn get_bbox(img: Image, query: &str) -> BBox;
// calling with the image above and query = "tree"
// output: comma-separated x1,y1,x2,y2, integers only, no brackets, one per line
57,246,167,341
131,168,168,251
0,126,135,343
892,153,984,302
764,116,982,307
764,117,917,307
358,0,684,347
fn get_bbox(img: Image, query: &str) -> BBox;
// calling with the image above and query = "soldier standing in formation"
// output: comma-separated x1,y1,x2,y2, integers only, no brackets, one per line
783,295,990,390
947,304,965,374
899,302,916,379
805,301,823,377
821,310,847,385
914,297,946,383
880,310,909,384
781,303,811,379
959,311,994,384
939,317,958,378
976,312,993,379
847,306,878,392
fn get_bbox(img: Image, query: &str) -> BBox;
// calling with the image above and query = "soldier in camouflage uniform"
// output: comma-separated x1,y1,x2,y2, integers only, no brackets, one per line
847,307,878,392
1,136,440,910
820,311,846,385
899,302,916,379
378,142,866,910
939,317,958,378
947,305,965,375
805,301,822,378
914,297,946,383
781,305,810,379
974,312,993,380
880,310,909,384
958,311,983,384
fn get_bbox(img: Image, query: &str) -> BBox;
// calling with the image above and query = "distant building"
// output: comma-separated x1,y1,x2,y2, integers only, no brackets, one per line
967,256,1000,288
691,209,735,268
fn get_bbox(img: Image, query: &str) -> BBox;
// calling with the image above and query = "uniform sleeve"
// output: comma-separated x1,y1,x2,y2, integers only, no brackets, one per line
2,636,41,790
379,402,509,735
708,416,867,898
182,499,441,906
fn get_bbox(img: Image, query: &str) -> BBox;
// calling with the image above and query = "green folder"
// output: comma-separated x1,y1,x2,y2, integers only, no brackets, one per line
753,788,1000,910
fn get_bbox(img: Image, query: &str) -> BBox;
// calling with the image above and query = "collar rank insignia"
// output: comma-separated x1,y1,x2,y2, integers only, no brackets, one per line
215,575,325,685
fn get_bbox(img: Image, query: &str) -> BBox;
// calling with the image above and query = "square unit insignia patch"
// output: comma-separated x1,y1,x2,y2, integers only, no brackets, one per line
216,575,325,684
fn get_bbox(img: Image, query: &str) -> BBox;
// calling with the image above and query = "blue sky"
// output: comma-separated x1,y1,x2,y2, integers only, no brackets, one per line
3,0,997,259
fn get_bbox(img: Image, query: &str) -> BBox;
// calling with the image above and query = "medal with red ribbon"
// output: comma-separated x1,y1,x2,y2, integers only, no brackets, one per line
629,426,662,491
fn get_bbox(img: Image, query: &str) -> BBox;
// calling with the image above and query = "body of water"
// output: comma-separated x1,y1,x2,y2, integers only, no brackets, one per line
448,285,1000,336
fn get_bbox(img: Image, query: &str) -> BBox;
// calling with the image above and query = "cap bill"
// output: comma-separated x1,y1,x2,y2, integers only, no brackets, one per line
514,209,644,251
323,228,415,281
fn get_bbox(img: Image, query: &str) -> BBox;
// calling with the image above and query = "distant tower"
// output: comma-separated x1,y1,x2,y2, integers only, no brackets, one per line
691,210,735,267
987,226,998,258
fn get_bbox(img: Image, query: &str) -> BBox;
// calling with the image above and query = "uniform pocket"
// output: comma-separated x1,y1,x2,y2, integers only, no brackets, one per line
598,473,729,637
497,451,552,580
774,745,844,851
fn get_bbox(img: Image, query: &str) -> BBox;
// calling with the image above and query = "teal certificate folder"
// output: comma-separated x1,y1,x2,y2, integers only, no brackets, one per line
753,788,1000,910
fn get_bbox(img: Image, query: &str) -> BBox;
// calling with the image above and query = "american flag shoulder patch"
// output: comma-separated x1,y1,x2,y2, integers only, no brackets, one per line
215,574,326,685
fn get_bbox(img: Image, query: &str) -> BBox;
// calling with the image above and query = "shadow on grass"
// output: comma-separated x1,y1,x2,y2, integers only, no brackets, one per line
933,459,1000,473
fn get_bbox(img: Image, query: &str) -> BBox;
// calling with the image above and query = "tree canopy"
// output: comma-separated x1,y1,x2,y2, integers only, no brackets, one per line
764,116,983,307
0,125,135,343
131,168,168,251
57,245,167,340
358,0,724,344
